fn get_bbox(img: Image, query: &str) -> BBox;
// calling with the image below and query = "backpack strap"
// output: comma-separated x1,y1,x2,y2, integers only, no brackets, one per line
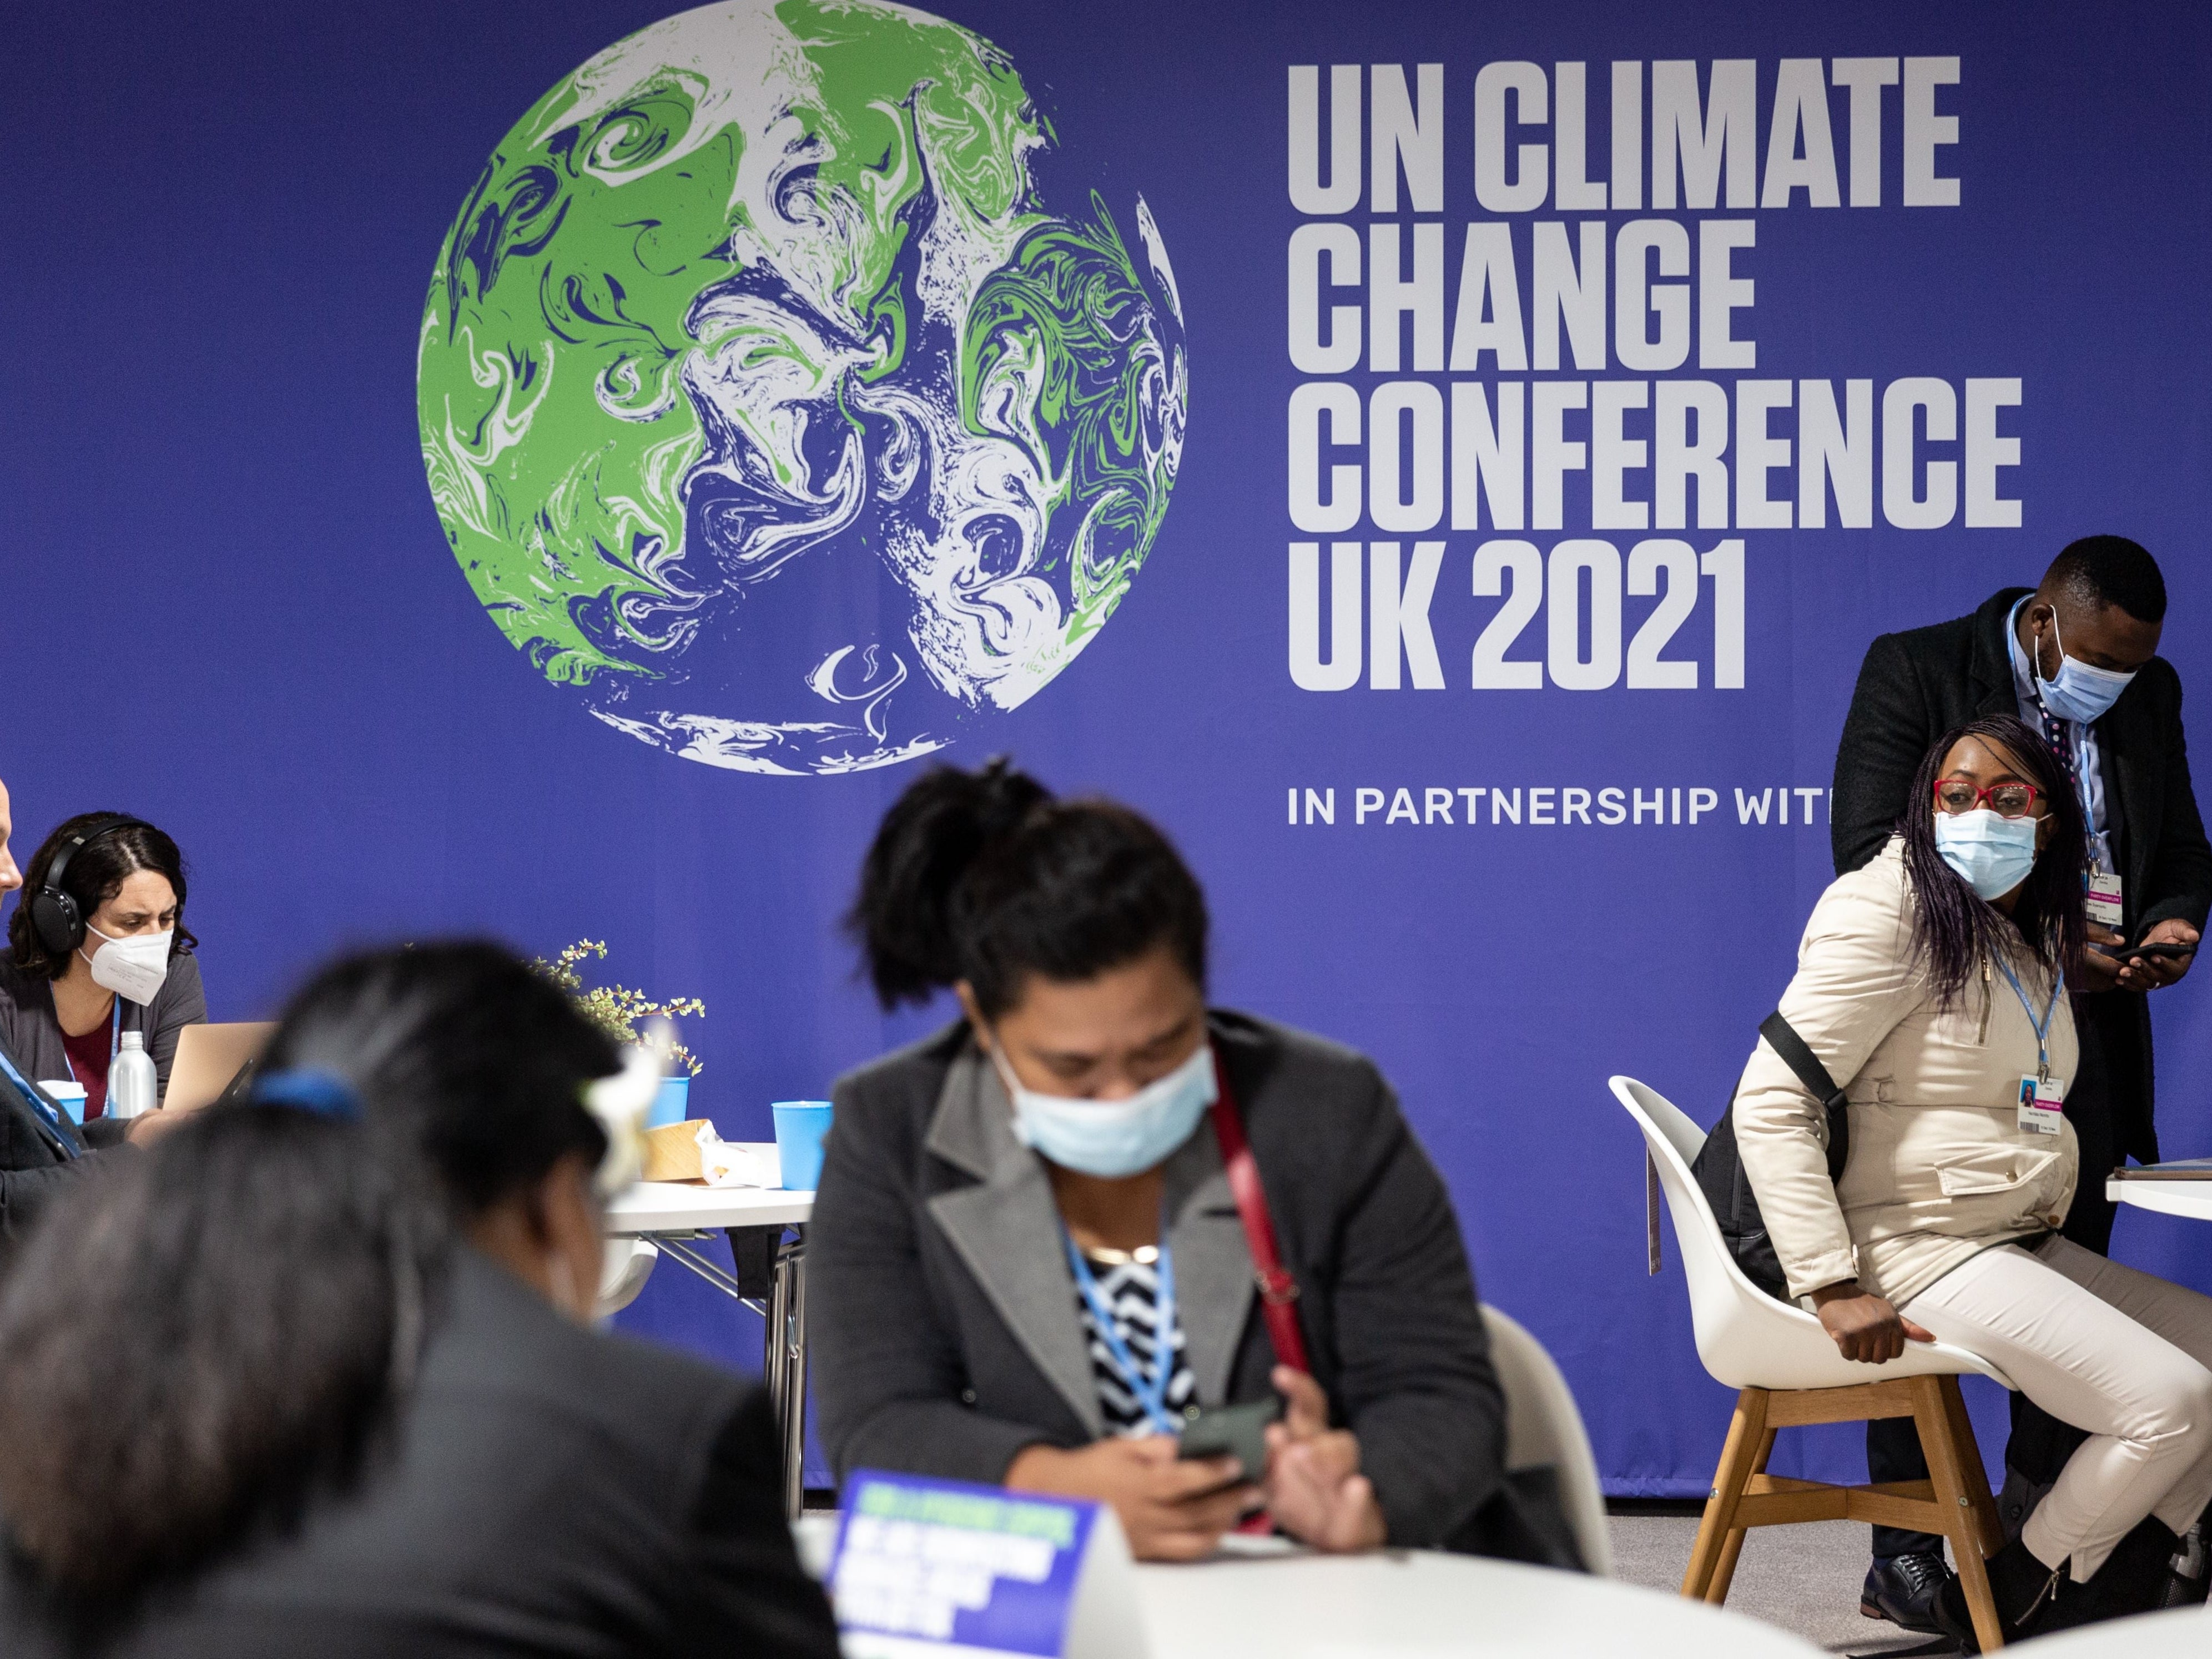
1646,1148,1662,1276
1758,1011,1850,1182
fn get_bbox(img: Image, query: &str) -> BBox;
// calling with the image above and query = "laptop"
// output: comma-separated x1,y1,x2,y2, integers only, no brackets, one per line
163,1022,277,1113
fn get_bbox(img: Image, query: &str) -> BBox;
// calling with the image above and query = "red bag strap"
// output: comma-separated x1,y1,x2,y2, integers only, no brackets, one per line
1207,1050,1311,1374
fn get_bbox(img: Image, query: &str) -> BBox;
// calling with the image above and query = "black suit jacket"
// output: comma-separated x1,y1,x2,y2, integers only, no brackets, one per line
810,1011,1516,1554
0,1023,129,1251
1830,587,2212,1159
0,1249,840,1658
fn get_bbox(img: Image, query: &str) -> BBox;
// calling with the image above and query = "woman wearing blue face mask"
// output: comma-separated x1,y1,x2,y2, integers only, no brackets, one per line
1735,715,2212,1640
809,762,1540,1567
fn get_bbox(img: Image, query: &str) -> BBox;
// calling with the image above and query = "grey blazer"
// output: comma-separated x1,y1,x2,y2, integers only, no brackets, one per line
810,1010,1513,1551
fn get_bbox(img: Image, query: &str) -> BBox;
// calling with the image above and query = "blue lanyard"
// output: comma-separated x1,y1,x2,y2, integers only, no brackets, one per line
1064,1233,1179,1434
1993,956,2063,1082
0,1041,82,1158
2016,600,2108,869
2032,692,2094,822
2054,748,2111,875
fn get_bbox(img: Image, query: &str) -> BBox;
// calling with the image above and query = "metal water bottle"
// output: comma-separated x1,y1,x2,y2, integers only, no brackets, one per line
109,1030,157,1120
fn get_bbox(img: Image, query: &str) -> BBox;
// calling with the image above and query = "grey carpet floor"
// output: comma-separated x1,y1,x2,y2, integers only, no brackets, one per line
1609,1515,1942,1655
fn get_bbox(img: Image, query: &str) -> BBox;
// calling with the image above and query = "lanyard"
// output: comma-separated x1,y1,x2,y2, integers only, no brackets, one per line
1993,955,2063,1082
2028,691,2111,870
1064,1232,1180,1434
59,999,122,1086
2059,743,2110,875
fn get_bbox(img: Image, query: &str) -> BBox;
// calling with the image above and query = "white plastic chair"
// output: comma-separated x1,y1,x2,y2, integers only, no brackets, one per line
596,1237,660,1319
1614,1074,2016,1647
1483,1304,1613,1576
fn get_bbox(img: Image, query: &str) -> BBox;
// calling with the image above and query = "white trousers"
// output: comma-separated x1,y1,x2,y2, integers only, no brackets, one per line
1901,1234,2212,1579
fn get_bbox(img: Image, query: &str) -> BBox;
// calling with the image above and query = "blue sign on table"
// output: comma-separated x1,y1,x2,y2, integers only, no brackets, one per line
829,1470,1099,1658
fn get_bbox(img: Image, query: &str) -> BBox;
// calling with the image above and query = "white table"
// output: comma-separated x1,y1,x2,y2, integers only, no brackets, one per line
2023,1605,2212,1656
2108,1172,2212,1223
1133,1543,1823,1658
793,1519,1822,1658
607,1177,813,1232
605,1167,814,1517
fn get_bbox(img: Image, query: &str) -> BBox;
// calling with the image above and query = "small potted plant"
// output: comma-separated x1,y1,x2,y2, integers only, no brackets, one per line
536,941,704,1125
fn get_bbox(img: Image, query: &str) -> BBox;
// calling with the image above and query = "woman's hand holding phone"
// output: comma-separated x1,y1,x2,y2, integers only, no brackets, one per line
1008,1369,1388,1558
1259,1365,1387,1552
1005,1436,1255,1562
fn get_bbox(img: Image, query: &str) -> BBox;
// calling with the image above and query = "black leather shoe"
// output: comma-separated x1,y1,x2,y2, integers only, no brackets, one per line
1867,1557,1955,1637
1932,1536,2065,1651
1861,1551,1954,1633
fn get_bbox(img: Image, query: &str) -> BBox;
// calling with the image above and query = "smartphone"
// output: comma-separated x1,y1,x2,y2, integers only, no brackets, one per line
1175,1394,1283,1480
2090,937,2198,961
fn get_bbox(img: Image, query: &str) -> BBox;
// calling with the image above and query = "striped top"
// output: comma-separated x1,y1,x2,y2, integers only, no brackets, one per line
1075,1252,1198,1435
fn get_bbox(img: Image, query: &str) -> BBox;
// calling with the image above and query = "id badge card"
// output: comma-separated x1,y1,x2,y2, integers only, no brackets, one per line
2087,870,2125,930
2018,1075,2066,1136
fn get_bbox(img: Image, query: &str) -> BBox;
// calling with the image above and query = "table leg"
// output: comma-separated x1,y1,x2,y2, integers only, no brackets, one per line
763,1226,809,1520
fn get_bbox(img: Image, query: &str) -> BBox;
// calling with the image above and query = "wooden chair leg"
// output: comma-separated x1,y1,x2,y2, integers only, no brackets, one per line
1682,1389,1770,1604
1913,1376,2004,1651
1937,1374,2007,1556
1704,1427,1776,1604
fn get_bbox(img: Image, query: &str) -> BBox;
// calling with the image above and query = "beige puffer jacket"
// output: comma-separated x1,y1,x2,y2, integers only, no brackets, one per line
1734,838,2078,1306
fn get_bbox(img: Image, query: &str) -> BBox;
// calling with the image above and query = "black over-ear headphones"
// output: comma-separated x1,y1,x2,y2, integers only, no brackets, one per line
27,816,152,960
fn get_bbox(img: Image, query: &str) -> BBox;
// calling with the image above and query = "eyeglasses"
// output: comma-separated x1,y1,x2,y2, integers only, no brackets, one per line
1932,779,2044,819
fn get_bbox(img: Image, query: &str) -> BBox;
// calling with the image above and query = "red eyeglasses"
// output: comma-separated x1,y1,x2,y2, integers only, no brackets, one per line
1932,779,2044,819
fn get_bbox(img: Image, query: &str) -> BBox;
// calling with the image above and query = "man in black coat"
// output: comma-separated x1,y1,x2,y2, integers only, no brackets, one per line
1830,535,2212,1633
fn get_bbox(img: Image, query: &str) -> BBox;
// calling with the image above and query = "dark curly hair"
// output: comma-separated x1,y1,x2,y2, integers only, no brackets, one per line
6,813,196,980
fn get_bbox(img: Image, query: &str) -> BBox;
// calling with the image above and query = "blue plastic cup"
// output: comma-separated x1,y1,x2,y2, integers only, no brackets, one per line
772,1100,833,1191
647,1075,691,1129
39,1081,87,1126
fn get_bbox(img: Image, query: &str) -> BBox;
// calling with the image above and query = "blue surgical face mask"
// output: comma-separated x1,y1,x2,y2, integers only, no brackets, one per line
2033,611,2137,725
1933,808,2041,901
992,1038,1216,1178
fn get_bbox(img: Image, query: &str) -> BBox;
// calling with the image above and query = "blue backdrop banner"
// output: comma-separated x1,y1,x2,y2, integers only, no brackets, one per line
7,0,2209,1496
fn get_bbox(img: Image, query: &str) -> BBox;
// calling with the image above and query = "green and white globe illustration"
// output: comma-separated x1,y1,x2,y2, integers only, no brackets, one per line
418,0,1186,774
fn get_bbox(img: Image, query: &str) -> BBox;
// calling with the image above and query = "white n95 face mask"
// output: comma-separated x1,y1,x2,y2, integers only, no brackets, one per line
83,926,172,1005
994,1038,1217,1179
1934,809,2040,901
